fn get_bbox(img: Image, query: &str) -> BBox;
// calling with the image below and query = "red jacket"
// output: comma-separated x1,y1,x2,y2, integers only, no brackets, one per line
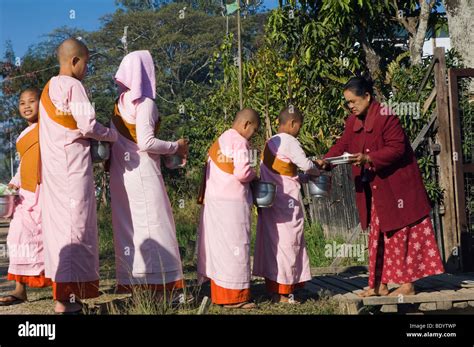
324,101,431,232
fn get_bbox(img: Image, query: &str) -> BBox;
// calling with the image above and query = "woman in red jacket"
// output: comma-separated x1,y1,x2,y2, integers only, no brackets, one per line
319,77,444,297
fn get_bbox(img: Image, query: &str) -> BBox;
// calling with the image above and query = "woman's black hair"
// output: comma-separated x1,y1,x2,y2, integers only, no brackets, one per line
343,76,374,97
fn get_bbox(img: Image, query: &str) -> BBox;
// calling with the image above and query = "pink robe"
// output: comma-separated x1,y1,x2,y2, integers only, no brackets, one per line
7,123,44,276
253,133,319,285
110,92,184,286
197,128,256,290
39,75,117,285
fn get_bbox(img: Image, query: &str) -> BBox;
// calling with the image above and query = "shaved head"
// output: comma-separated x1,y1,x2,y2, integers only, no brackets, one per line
57,38,89,64
234,108,260,127
278,105,303,125
232,107,260,140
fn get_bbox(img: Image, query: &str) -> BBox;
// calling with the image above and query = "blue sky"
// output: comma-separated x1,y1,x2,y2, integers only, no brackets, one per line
0,0,279,59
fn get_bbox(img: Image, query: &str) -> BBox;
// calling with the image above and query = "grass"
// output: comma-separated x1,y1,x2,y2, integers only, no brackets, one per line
101,279,342,315
304,221,368,268
96,198,363,315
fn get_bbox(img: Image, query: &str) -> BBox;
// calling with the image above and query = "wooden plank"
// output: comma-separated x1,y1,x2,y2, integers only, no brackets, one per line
457,287,474,294
336,292,364,314
310,265,368,276
415,276,447,291
310,277,347,295
419,302,437,311
422,88,437,115
303,280,324,295
411,111,437,150
380,304,398,313
417,56,438,98
436,301,453,310
427,273,469,287
197,296,211,315
429,272,462,283
362,290,474,306
336,297,363,314
314,276,354,294
341,302,361,314
323,275,365,292
341,292,363,302
414,275,450,290
453,301,468,309
336,275,368,290
418,276,460,290
434,47,460,270
449,68,474,78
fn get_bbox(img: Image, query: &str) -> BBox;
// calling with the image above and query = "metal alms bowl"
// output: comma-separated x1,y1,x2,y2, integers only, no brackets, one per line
90,140,110,163
252,181,277,208
165,155,186,169
308,174,332,198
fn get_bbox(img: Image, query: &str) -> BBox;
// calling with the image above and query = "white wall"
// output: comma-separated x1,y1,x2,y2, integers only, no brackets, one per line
423,37,452,57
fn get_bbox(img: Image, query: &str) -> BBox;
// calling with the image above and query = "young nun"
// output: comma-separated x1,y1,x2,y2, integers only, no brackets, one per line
253,106,320,304
39,38,118,314
0,88,52,306
109,50,188,299
197,108,260,309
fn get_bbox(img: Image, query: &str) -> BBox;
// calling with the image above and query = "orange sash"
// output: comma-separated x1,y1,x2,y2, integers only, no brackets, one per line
16,125,40,192
208,140,234,174
41,81,78,130
261,143,297,177
197,140,234,205
112,102,160,143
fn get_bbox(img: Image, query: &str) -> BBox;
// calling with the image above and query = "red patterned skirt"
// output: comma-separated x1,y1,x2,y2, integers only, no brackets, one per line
368,200,444,288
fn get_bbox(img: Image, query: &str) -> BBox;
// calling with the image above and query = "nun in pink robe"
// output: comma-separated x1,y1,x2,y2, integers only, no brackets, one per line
39,75,118,301
253,132,319,297
6,123,51,288
197,128,257,305
109,50,185,292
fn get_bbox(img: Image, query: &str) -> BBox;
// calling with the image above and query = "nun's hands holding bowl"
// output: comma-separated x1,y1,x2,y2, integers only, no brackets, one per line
7,183,18,191
176,138,189,158
314,159,330,170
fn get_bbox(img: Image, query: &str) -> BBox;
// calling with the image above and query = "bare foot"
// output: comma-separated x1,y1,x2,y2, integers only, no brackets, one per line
358,284,389,297
54,300,83,314
388,283,415,296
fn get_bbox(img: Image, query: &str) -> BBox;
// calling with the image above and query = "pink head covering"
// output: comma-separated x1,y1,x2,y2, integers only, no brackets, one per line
114,50,156,102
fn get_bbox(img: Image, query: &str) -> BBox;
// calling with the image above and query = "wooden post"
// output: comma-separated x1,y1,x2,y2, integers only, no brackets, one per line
434,47,460,271
236,0,243,109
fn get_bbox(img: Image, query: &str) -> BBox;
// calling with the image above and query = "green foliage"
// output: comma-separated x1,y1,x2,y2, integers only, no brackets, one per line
384,49,464,204
0,1,457,215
